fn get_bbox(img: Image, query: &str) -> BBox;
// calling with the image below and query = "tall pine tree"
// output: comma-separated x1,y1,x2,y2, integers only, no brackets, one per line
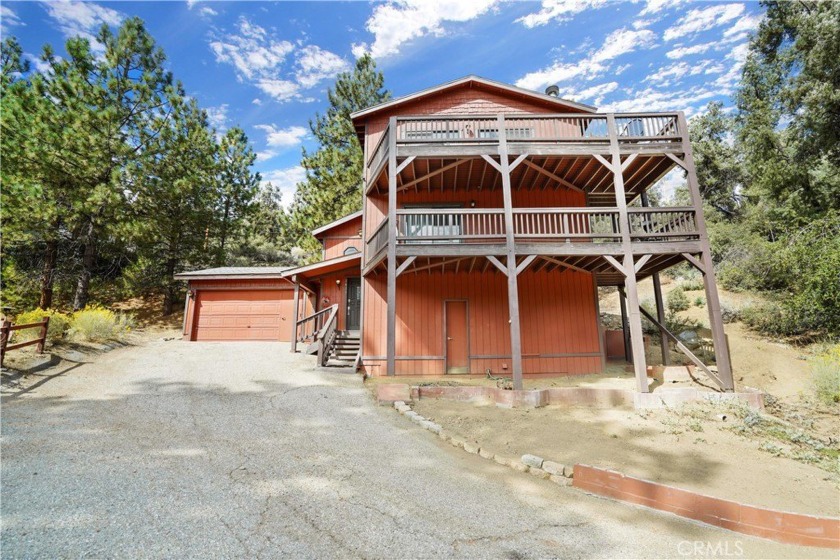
288,54,389,258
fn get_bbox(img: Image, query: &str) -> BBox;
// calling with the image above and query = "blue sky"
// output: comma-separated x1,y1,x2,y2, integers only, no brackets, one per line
1,1,762,205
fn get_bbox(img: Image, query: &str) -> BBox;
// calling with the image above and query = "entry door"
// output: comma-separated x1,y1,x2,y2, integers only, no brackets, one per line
445,300,469,374
345,277,361,330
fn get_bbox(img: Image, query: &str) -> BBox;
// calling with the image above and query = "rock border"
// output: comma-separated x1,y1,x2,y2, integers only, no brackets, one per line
392,400,574,488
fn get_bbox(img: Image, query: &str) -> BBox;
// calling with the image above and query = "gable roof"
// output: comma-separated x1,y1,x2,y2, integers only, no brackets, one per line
350,75,597,123
311,210,363,238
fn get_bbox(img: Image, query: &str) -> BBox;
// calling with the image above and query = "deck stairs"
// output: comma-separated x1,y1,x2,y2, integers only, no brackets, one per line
326,331,360,367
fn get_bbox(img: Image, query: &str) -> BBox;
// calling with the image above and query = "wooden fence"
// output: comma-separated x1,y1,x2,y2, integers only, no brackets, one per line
0,317,50,367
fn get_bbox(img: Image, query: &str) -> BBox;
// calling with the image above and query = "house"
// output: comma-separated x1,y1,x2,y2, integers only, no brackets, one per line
182,75,734,395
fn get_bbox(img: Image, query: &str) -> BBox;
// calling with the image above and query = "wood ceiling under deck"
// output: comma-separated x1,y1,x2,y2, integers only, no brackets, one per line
366,252,690,287
368,154,679,206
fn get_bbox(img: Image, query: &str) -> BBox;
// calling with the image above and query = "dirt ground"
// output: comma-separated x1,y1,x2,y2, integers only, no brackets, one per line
412,398,840,518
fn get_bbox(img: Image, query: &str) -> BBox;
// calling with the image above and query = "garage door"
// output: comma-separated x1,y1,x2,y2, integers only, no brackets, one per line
192,290,293,341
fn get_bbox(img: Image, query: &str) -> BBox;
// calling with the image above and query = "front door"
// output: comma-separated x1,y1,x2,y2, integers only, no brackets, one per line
345,277,361,330
445,300,469,374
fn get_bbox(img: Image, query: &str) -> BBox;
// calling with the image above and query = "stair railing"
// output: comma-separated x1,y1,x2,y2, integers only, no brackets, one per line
315,304,339,367
295,305,335,346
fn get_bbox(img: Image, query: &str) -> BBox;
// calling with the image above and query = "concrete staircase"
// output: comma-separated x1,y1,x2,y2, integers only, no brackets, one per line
327,331,360,367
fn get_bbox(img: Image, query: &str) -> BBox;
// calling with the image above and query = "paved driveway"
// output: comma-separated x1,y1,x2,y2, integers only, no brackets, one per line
1,341,828,559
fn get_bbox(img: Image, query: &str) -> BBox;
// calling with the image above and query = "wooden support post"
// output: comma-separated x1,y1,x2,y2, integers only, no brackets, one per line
677,112,734,391
291,277,300,353
36,316,50,353
607,114,648,392
618,288,631,363
386,117,398,377
641,192,670,366
0,318,10,367
498,115,525,390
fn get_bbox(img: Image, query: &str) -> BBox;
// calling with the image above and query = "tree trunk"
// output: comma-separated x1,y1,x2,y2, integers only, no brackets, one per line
39,239,58,310
73,221,96,311
218,198,231,265
162,256,177,316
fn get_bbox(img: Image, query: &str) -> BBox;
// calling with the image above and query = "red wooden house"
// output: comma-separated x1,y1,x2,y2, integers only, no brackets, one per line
182,75,734,395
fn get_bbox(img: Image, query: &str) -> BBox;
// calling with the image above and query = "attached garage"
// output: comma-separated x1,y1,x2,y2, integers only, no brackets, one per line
174,267,301,342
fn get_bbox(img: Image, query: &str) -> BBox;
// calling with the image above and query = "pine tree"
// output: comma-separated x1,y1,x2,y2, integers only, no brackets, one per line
288,54,389,258
214,127,260,265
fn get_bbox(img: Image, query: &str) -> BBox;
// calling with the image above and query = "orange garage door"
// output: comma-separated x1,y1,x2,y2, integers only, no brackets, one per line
192,290,293,341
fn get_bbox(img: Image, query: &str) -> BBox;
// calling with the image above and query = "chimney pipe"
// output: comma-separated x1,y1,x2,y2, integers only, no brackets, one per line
545,85,560,97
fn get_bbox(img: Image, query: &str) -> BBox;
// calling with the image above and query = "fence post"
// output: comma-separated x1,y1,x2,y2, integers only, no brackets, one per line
0,319,10,367
36,316,50,353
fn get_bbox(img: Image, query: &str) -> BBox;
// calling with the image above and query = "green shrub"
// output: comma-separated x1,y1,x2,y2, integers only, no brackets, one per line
681,279,705,291
12,309,71,343
69,306,134,342
694,296,706,308
810,345,840,406
667,287,690,313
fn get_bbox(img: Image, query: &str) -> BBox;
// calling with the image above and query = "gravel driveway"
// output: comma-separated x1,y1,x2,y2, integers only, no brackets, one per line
1,340,829,559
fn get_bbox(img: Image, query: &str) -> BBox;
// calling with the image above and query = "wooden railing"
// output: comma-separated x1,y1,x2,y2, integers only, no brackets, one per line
397,208,505,242
366,218,389,257
512,208,621,241
0,317,50,366
366,128,389,179
294,304,339,366
362,207,699,263
390,112,680,146
628,207,699,241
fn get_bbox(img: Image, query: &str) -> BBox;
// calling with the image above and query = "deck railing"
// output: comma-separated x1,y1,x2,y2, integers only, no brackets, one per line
390,112,680,145
366,128,389,179
512,208,621,241
628,207,699,241
366,218,389,257
364,207,699,264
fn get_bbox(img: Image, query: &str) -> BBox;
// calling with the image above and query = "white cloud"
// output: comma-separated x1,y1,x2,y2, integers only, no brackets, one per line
722,13,762,41
1,5,24,34
591,28,656,63
516,25,655,91
295,45,349,88
210,18,294,81
210,17,345,102
41,0,123,51
516,59,606,91
644,62,690,84
666,42,715,59
205,104,229,132
255,124,308,148
663,3,745,41
600,85,717,115
712,42,750,92
26,53,53,74
354,0,498,59
198,6,218,17
516,0,607,28
261,166,306,207
561,81,618,105
252,98,263,106
638,0,688,17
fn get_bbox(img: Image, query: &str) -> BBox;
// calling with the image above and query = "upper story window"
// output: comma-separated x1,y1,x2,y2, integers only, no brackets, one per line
404,130,459,140
344,246,360,255
477,127,534,140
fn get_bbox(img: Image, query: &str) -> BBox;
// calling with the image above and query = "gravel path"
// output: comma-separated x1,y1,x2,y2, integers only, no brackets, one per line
1,341,831,559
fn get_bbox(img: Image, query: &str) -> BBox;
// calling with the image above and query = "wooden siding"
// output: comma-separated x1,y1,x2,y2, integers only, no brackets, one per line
318,215,363,260
361,268,601,376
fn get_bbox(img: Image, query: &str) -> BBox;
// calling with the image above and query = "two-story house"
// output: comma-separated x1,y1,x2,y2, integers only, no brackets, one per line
180,75,734,396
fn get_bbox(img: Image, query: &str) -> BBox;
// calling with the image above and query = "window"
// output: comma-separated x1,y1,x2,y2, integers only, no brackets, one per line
343,246,359,255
